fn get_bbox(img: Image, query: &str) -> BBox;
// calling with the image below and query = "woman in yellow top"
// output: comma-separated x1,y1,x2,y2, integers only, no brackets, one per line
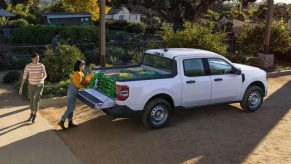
58,60,85,130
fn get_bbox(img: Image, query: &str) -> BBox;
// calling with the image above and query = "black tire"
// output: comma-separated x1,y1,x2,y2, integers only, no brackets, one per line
240,86,264,112
142,98,172,129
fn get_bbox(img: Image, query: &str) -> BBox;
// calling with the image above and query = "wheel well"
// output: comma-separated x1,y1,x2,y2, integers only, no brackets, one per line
147,94,174,108
249,81,265,95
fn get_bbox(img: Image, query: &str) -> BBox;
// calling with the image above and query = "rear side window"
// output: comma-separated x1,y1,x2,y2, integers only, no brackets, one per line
183,59,205,77
208,58,233,75
142,54,175,73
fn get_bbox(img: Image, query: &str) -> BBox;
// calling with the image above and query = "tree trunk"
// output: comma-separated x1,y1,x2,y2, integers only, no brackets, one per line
263,0,274,54
259,0,274,69
99,0,106,67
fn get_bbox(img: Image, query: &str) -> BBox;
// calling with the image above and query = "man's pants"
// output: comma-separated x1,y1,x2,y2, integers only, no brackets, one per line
28,84,44,112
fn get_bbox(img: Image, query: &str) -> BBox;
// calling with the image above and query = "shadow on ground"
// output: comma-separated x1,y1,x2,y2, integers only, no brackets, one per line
1,76,290,164
50,79,291,164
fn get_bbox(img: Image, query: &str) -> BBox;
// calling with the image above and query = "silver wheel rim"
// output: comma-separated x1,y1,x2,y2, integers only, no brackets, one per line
150,105,168,126
248,91,261,109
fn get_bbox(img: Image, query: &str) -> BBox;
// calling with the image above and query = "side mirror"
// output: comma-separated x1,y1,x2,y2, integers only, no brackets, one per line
232,68,241,75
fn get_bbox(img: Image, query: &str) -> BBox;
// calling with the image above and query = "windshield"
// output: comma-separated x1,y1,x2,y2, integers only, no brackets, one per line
142,53,175,73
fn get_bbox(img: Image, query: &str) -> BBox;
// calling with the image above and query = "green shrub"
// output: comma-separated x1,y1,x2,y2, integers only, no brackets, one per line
145,24,161,35
106,46,129,65
2,56,31,69
83,47,99,65
42,80,70,98
11,25,99,44
42,44,84,83
3,71,21,83
162,22,228,55
126,23,146,33
226,53,248,64
206,9,220,21
106,20,128,30
239,21,291,60
107,30,129,41
8,19,29,27
236,12,246,21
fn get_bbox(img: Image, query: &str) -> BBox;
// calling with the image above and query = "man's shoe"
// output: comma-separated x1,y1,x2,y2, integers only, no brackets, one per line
58,121,66,130
68,121,78,128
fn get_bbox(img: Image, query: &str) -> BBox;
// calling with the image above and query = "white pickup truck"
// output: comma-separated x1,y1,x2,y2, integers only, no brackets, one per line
77,48,267,129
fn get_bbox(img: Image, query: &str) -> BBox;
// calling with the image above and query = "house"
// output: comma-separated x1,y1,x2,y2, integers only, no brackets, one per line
41,12,92,26
106,7,141,23
0,9,15,18
0,9,15,42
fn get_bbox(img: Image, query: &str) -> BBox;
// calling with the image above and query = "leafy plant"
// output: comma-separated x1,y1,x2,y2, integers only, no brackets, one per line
42,44,84,83
126,23,146,33
8,19,29,27
239,21,291,60
162,22,227,55
11,25,99,44
106,46,128,65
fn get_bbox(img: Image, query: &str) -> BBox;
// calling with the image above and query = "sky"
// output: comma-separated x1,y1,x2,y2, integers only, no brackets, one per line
257,0,291,4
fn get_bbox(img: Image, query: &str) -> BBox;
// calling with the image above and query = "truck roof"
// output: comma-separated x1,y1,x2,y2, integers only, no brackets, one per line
145,48,222,59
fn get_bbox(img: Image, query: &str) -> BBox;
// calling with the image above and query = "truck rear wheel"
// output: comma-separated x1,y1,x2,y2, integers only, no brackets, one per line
142,98,172,129
240,86,263,112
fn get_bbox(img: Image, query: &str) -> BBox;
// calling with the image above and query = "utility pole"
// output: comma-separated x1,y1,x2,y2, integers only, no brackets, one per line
99,0,106,67
259,0,274,69
263,0,274,54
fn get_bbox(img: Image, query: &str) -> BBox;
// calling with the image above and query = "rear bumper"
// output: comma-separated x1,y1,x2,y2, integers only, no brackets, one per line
102,105,142,118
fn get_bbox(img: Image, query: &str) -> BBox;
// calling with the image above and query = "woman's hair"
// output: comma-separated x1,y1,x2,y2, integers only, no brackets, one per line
31,53,39,59
73,60,85,71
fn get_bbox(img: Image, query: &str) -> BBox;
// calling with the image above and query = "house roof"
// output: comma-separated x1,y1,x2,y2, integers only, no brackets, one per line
0,9,15,17
107,9,123,15
42,12,91,19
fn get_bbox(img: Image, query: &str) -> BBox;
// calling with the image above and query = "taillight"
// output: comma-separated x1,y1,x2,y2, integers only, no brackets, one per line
116,84,129,101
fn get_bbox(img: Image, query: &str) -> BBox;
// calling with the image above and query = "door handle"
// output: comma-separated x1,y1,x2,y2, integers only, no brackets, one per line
214,78,223,82
186,80,196,84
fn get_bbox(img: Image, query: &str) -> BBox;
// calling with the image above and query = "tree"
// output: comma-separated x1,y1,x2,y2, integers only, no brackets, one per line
7,0,42,24
0,0,8,9
10,0,29,7
63,0,110,21
110,0,219,30
110,0,257,30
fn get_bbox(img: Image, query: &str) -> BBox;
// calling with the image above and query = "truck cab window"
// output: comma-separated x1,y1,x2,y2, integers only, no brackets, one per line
208,58,233,75
183,59,205,77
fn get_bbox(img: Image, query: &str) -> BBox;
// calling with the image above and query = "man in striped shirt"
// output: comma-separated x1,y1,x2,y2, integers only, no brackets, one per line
19,53,47,123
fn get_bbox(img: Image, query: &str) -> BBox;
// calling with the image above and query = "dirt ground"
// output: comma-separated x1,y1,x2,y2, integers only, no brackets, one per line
39,75,291,164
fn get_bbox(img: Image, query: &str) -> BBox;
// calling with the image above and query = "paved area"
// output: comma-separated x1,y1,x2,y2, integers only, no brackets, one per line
0,71,80,164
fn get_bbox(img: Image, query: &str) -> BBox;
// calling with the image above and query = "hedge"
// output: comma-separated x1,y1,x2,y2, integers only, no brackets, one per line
11,25,99,45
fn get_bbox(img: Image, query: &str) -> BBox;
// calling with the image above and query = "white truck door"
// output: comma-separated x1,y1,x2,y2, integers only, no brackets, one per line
207,58,242,103
181,58,211,107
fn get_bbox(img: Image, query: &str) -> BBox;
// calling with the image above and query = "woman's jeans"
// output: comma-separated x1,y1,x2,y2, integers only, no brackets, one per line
61,83,77,121
28,84,44,113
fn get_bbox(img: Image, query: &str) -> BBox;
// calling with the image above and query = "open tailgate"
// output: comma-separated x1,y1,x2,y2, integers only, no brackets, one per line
77,89,116,109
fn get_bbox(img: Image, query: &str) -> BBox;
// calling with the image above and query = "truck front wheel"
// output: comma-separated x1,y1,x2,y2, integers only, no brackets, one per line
240,86,263,112
142,98,172,129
